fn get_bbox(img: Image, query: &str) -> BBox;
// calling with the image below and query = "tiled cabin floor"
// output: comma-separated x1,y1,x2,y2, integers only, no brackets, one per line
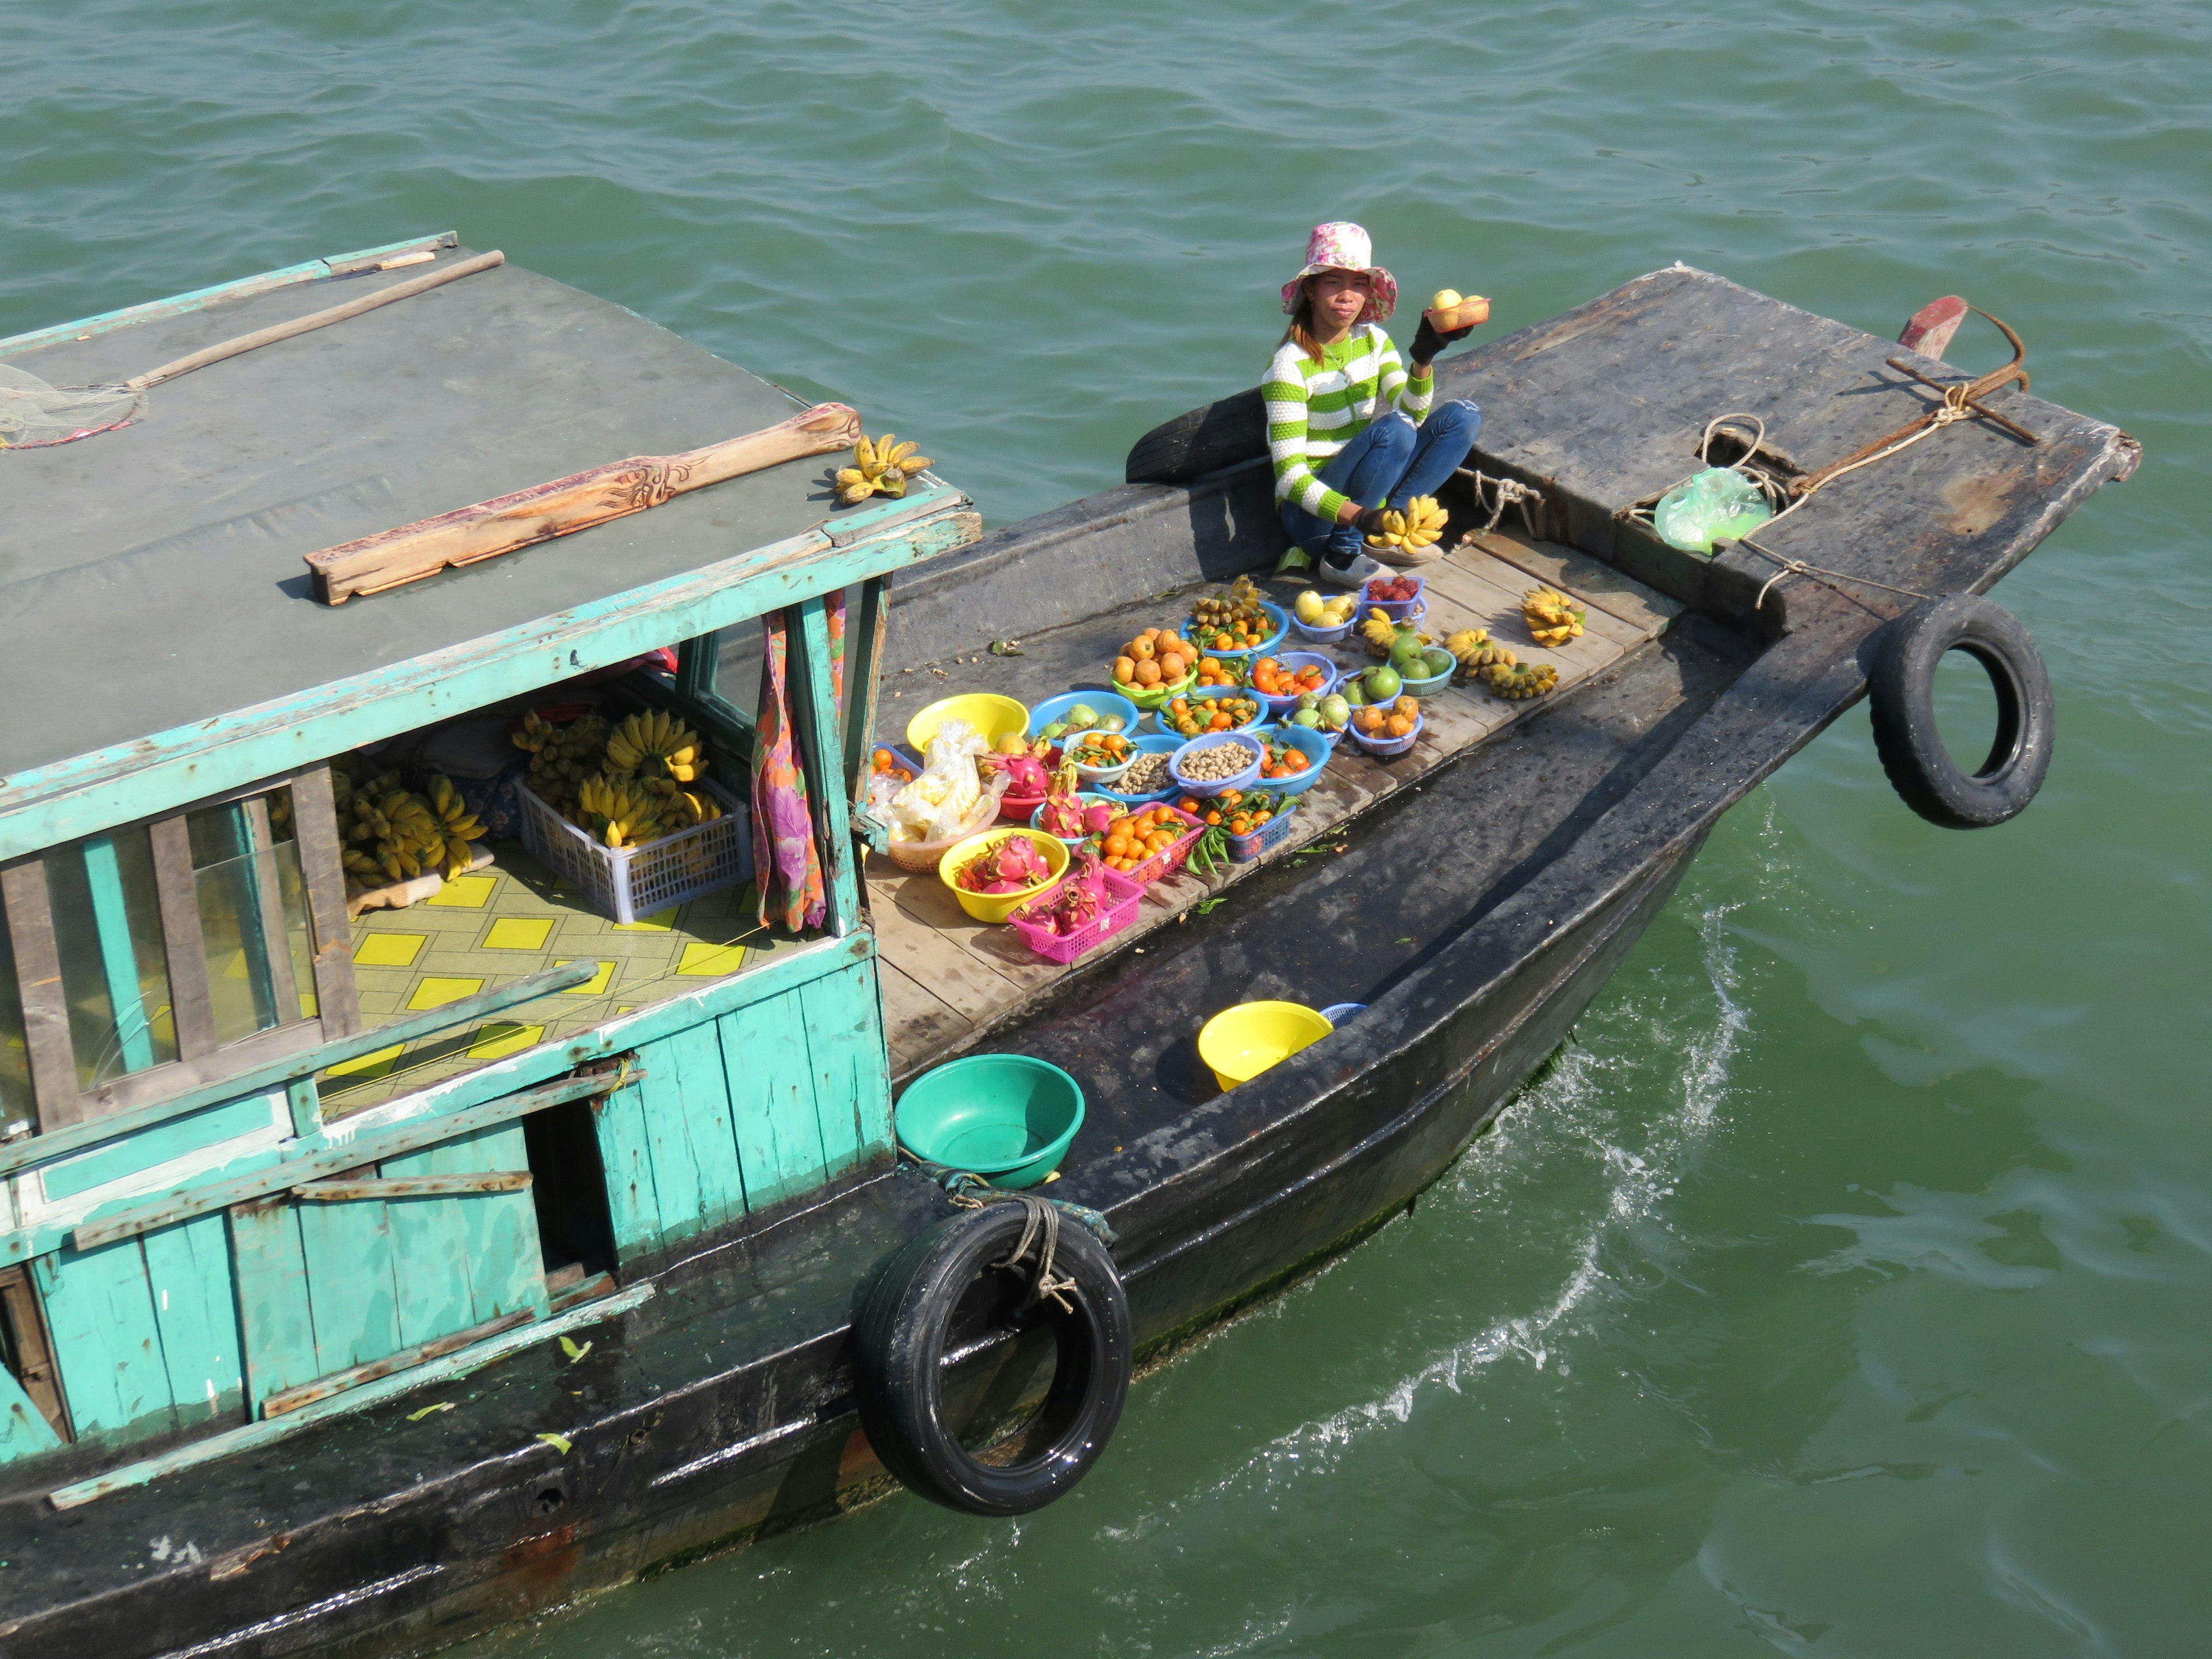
324,846,810,1116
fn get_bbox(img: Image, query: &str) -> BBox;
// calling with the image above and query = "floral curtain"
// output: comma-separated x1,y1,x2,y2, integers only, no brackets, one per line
751,595,845,931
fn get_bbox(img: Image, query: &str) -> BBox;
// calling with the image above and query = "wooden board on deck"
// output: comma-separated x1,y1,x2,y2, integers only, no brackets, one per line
870,546,1673,1081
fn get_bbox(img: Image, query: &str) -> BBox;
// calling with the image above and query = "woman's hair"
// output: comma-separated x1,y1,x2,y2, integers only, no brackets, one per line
1281,278,1327,363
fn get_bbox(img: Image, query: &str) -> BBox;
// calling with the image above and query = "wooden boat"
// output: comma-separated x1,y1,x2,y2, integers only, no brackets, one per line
0,241,2133,1657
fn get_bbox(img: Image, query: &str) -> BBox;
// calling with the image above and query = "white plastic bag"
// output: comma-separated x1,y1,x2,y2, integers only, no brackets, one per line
1653,467,1773,554
888,717,988,844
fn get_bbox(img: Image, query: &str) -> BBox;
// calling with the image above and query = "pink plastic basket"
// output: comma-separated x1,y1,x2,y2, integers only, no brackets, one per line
1009,867,1145,964
1109,802,1205,887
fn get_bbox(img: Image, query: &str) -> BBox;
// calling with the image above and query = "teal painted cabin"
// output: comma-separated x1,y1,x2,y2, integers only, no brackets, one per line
0,234,977,1476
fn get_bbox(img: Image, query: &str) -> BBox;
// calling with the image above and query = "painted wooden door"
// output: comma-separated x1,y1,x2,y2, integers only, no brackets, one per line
229,1120,548,1414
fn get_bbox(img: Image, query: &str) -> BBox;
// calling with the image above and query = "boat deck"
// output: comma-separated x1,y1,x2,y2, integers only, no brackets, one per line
869,528,1682,1080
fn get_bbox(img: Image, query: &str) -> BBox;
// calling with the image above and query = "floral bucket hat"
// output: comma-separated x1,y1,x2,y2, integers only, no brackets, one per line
1280,221,1397,324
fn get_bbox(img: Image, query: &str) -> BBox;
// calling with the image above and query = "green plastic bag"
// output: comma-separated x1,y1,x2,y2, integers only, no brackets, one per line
1652,467,1772,554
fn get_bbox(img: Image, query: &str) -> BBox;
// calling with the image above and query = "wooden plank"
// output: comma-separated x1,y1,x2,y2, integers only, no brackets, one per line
637,1021,745,1244
446,1122,548,1324
292,1172,531,1200
260,1308,533,1418
0,960,594,1181
378,1141,481,1350
0,1363,64,1460
869,876,1028,1020
306,404,864,603
147,817,219,1062
298,1190,404,1373
72,1067,638,1251
0,1266,70,1446
227,1197,321,1411
287,765,361,1037
889,871,1062,996
878,960,971,1077
1,857,83,1131
34,1240,176,1436
138,1211,245,1427
1457,532,1680,637
69,1018,323,1127
1450,546,1652,652
588,1069,664,1263
844,574,892,808
800,959,890,1176
791,594,861,938
0,498,979,867
1419,560,1626,688
717,991,828,1209
48,1283,652,1510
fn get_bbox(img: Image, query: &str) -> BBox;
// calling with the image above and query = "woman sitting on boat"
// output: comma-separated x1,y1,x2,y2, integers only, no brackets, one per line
1267,221,1482,586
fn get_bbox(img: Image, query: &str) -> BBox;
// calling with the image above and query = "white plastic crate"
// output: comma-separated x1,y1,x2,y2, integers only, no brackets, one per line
517,777,752,925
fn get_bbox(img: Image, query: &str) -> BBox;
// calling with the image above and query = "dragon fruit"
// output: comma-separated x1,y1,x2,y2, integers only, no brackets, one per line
1036,763,1086,839
983,749,1051,798
957,833,1052,894
1081,800,1115,836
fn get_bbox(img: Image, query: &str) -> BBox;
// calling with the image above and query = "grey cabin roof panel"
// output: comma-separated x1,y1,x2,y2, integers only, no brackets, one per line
0,246,834,781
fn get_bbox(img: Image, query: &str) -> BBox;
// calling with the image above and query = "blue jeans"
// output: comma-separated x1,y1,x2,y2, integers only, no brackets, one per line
1280,399,1482,569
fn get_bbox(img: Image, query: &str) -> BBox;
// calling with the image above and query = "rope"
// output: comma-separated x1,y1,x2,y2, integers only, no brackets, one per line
1453,467,1543,537
1699,309,2038,615
990,1194,1081,1313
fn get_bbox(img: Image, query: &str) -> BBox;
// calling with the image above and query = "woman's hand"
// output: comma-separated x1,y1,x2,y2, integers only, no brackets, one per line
1410,313,1476,371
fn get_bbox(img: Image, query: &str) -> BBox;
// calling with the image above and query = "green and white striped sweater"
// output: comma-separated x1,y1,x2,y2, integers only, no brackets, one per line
1263,323,1434,519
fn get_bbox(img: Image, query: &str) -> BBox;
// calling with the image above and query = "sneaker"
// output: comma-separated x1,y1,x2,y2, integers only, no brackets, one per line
1317,552,1388,589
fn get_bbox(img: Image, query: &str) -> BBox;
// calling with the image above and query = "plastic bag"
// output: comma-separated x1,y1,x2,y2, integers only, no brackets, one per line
888,717,988,844
1652,467,1773,554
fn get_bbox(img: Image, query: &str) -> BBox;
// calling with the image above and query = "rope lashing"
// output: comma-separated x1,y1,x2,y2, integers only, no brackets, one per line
1454,467,1544,537
991,1194,1081,1313
1725,308,2037,612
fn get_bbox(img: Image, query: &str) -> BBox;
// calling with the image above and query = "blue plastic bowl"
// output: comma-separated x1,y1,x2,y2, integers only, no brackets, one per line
1180,601,1290,664
1362,574,1428,621
1319,1002,1366,1024
1092,733,1184,804
1257,723,1332,796
1029,689,1142,744
1347,707,1425,758
1169,732,1266,797
895,1054,1086,1189
1250,651,1341,718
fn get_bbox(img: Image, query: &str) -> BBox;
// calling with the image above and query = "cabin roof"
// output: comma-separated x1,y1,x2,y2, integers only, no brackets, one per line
0,241,838,783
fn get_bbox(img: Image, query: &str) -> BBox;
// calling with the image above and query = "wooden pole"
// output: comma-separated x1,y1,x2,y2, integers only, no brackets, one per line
305,403,863,603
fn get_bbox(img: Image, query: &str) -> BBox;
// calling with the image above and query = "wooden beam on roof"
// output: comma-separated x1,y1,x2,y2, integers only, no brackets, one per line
305,404,865,604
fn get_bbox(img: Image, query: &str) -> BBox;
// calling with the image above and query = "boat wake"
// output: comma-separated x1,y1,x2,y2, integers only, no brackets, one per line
1127,894,1753,1521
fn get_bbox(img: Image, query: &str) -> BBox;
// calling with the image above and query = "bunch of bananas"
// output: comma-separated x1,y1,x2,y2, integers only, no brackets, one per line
1360,607,1429,659
1364,495,1449,553
513,710,608,814
1478,660,1559,700
1442,627,1517,675
1522,587,1586,647
605,709,706,784
574,775,667,849
425,775,487,877
339,772,454,885
836,433,933,505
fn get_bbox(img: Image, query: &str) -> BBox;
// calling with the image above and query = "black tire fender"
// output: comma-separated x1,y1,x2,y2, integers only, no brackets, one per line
1868,593,2054,830
852,1200,1131,1517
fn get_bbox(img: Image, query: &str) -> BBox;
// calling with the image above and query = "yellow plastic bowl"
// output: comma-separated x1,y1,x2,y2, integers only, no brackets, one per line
1198,1001,1335,1092
907,694,1029,754
938,827,1070,923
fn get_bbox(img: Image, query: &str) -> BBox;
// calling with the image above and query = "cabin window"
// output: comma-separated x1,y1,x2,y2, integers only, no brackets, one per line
44,825,181,1088
0,1265,70,1441
0,769,358,1134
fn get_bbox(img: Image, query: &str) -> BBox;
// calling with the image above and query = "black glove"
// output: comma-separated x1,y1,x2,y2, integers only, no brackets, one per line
1410,314,1474,370
1349,504,1392,537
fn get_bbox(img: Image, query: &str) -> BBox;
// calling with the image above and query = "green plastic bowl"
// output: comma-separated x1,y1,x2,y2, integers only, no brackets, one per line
894,1054,1086,1189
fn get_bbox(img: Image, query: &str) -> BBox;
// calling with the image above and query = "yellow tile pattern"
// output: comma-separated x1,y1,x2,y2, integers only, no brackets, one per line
468,1022,545,1060
407,976,485,1010
354,933,426,968
483,916,555,950
426,874,498,908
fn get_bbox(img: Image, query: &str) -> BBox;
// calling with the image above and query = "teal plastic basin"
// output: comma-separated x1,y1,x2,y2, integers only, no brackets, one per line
894,1054,1086,1189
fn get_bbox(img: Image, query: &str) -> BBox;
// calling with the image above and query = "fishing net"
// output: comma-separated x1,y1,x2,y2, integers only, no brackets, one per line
0,365,140,449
